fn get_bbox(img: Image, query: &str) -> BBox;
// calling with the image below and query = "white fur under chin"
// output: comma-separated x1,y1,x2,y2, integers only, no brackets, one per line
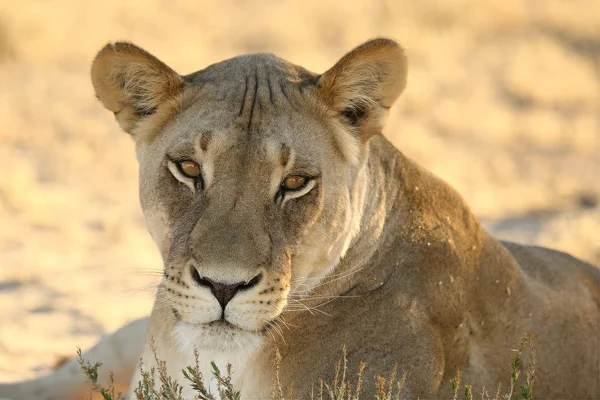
166,322,265,398
172,321,265,355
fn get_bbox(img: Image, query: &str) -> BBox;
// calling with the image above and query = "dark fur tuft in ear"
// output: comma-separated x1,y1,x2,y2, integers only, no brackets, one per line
341,105,367,126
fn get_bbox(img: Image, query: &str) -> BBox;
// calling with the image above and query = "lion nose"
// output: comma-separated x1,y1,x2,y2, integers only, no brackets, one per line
190,267,262,309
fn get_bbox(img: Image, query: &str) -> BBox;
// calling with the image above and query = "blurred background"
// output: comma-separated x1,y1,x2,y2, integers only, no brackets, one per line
0,0,598,383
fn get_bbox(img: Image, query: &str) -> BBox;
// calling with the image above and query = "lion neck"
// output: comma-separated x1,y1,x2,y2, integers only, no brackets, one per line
284,133,507,313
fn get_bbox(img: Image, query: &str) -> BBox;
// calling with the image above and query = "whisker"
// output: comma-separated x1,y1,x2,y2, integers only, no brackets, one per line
277,315,297,329
120,267,165,276
288,294,360,300
298,266,365,295
272,321,286,344
290,266,364,296
284,299,333,317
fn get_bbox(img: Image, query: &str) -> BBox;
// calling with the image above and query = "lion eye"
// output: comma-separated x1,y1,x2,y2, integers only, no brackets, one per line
178,160,201,178
275,173,316,204
283,175,307,191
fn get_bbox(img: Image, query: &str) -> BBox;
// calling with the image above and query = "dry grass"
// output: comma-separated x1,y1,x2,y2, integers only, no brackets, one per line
0,0,598,382
78,334,537,399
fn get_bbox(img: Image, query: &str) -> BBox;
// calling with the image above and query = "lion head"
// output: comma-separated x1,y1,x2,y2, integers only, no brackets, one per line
91,39,407,353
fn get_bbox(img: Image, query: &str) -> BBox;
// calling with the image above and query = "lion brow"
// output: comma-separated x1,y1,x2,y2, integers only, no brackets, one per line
199,131,213,152
279,143,291,167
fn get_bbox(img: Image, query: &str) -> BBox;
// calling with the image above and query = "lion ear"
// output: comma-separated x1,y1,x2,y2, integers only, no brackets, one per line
91,42,184,135
317,38,407,141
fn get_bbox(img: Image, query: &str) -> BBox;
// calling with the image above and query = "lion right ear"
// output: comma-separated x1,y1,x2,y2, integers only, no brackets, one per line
317,38,407,142
91,42,184,135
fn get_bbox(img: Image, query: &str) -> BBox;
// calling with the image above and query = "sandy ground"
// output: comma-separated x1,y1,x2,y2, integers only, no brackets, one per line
0,0,598,384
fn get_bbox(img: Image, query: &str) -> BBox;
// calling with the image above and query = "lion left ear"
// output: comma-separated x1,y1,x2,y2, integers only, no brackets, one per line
317,38,408,142
91,42,184,136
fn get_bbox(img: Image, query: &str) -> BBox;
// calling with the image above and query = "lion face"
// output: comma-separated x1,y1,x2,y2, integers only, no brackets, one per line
91,40,407,352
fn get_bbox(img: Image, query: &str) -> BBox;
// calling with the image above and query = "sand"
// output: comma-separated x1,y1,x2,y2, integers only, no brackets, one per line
0,0,598,384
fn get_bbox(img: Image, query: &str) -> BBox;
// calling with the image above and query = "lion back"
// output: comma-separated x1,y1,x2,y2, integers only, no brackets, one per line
501,241,600,396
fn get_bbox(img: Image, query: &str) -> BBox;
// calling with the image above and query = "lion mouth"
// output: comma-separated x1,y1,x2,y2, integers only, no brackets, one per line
171,306,249,331
171,306,279,336
207,319,237,329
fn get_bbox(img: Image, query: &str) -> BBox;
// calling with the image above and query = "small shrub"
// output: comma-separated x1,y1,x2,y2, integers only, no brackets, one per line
79,333,536,400
77,348,125,400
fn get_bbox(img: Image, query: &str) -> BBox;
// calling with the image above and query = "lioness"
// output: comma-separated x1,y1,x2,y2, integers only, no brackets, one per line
0,38,598,399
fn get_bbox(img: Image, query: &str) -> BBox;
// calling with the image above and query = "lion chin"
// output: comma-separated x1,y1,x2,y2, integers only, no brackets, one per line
171,320,265,355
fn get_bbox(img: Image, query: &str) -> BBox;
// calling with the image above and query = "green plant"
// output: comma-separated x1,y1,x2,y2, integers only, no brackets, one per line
77,348,125,400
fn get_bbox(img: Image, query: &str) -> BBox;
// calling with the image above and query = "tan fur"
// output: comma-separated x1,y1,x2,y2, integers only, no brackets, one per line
91,42,185,137
0,38,598,400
